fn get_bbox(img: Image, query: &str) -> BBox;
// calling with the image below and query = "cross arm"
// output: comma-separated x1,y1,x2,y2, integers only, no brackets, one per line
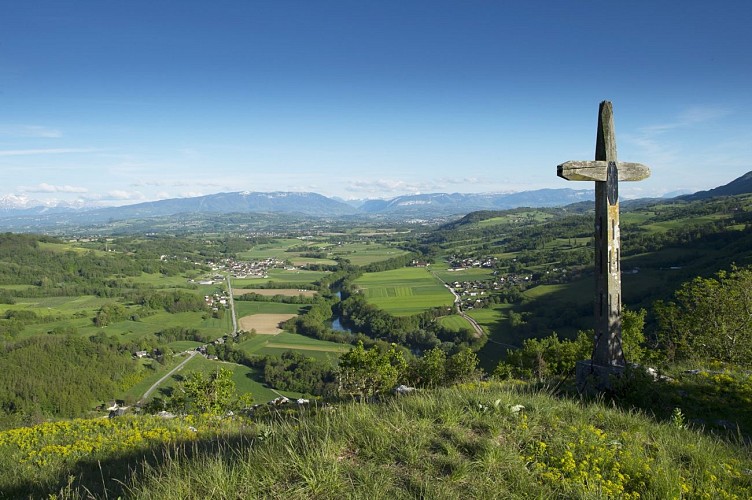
557,161,651,182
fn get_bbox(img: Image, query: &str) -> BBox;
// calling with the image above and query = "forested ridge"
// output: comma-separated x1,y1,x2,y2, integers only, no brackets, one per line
0,336,137,428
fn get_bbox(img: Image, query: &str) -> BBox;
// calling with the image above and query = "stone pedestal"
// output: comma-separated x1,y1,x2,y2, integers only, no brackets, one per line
575,360,625,392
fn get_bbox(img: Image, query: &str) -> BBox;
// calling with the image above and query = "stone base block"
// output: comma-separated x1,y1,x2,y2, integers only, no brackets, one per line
576,360,625,392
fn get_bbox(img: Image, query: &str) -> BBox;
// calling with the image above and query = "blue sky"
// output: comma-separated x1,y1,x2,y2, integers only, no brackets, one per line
1,1,751,206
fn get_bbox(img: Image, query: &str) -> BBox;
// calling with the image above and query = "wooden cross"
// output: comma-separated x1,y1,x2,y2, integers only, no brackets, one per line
557,101,650,370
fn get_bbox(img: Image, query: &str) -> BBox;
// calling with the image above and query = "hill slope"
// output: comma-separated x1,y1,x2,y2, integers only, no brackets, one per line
681,170,752,201
3,382,750,498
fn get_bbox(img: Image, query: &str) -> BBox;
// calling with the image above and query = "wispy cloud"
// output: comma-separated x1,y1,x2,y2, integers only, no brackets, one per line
622,105,731,166
106,190,145,201
641,106,730,134
348,179,429,194
0,125,63,138
0,148,94,156
19,183,88,194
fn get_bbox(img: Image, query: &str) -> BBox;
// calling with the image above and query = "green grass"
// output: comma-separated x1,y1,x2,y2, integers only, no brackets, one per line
355,267,454,316
120,355,187,402
232,268,330,286
127,273,196,288
236,332,349,361
438,315,474,332
235,239,302,260
5,381,751,498
0,294,111,312
432,266,494,283
331,243,409,266
234,301,305,317
168,340,204,352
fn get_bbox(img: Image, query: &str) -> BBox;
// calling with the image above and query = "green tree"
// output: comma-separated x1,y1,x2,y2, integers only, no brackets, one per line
497,331,591,381
172,368,238,415
445,347,480,384
621,308,646,364
655,266,752,365
410,347,447,387
338,342,404,399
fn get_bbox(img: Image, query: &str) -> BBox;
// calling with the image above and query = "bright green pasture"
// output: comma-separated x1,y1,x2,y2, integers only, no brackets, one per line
168,340,203,352
236,239,302,260
330,243,409,266
635,214,728,234
438,315,474,332
234,301,305,317
127,273,195,288
150,355,294,403
15,310,232,341
466,304,511,337
100,311,232,341
260,332,349,361
121,355,186,401
0,295,110,312
237,332,347,360
471,210,553,228
355,267,454,316
433,267,494,283
232,268,329,286
289,257,338,266
37,241,107,255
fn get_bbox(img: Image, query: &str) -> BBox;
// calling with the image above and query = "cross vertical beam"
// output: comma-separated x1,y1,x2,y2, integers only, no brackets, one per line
593,101,623,367
557,101,651,382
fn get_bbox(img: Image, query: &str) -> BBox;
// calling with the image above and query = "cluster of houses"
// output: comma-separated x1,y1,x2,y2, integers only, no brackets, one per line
447,256,498,270
204,291,230,311
194,334,233,360
202,257,287,280
449,271,534,310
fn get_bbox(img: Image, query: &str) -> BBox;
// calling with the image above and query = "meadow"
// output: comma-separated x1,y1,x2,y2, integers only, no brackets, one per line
329,242,409,266
232,268,330,286
354,267,454,316
4,381,750,498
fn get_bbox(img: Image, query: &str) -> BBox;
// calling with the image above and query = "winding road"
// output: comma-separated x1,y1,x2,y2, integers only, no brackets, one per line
138,273,239,405
138,350,197,404
430,270,484,339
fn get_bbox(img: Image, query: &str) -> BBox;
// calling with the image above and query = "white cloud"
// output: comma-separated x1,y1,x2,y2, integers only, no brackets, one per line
642,106,730,134
0,125,63,138
106,190,145,201
20,183,88,194
348,179,434,194
178,191,205,198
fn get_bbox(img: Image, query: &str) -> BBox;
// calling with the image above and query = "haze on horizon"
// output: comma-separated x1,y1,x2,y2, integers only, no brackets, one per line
1,1,751,207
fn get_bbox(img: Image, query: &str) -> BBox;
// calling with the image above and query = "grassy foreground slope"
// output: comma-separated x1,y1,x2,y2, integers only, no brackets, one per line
3,382,750,499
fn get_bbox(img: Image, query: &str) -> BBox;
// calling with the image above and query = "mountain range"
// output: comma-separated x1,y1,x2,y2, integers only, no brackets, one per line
1,170,750,230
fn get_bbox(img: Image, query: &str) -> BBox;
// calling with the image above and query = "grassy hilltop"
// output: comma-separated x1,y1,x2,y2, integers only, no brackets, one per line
1,381,751,498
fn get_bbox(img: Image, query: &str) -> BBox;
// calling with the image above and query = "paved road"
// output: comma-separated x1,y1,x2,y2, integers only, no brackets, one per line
138,350,197,404
226,273,238,336
430,270,484,339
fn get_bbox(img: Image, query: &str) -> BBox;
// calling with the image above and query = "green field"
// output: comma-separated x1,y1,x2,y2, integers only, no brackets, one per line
127,273,197,288
355,267,454,316
471,210,554,228
438,315,474,332
235,239,302,260
150,355,303,403
0,294,111,312
432,266,495,283
237,332,348,359
330,243,409,266
234,301,305,317
13,309,232,342
121,355,187,402
232,268,329,286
